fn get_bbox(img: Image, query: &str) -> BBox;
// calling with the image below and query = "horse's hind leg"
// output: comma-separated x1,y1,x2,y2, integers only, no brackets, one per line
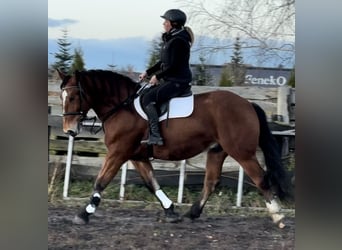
184,144,227,219
131,160,182,223
237,156,286,228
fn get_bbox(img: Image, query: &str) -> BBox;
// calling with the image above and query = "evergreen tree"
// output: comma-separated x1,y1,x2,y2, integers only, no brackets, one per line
193,55,212,86
288,68,295,88
107,63,117,71
231,37,243,65
219,65,233,86
70,47,86,72
52,28,73,74
230,37,246,86
107,53,117,71
147,37,163,68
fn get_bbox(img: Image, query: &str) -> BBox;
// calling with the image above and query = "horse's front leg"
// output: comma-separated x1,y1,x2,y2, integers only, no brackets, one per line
184,145,227,219
131,160,182,223
73,153,125,224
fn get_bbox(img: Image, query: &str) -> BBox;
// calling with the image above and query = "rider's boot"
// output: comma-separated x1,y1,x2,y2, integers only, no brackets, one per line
141,103,164,146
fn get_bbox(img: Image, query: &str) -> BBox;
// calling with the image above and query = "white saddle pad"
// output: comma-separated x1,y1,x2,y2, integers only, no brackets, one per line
134,95,194,121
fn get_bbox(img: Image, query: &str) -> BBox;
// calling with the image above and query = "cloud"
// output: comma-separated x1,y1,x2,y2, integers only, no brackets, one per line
48,18,78,27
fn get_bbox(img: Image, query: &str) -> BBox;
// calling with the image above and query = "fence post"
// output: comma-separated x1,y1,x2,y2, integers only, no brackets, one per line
63,135,74,199
119,162,128,201
236,166,244,207
277,86,290,124
48,106,51,162
177,160,186,204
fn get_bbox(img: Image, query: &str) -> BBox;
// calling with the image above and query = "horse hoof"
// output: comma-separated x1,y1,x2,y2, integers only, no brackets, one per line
159,216,182,223
72,215,88,225
158,213,182,223
183,210,200,220
278,221,286,229
165,214,182,223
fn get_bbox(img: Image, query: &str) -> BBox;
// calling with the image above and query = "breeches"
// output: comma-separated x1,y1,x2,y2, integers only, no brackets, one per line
141,81,190,107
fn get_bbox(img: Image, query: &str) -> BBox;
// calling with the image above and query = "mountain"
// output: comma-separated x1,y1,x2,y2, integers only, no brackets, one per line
48,36,294,72
48,37,151,72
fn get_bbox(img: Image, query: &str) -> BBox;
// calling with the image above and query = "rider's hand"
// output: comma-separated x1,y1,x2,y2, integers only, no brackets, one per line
139,72,147,81
149,75,159,85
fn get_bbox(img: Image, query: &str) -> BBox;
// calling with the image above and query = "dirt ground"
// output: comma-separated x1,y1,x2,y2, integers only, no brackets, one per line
48,201,294,250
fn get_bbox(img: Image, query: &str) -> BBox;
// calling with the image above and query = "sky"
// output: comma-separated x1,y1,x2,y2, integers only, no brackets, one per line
48,0,294,71
48,0,199,71
48,0,187,40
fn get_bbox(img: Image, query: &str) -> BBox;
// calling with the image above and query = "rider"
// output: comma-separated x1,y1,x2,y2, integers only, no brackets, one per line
139,9,194,146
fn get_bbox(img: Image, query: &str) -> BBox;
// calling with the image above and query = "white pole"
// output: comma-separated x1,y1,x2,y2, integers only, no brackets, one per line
177,160,186,204
277,86,290,124
63,135,74,199
236,166,244,207
119,162,128,201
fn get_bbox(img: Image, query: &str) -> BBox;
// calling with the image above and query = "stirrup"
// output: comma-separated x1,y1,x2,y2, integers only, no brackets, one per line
141,135,164,146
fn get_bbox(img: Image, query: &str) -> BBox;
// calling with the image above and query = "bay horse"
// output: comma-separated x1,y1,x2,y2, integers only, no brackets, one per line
57,69,292,228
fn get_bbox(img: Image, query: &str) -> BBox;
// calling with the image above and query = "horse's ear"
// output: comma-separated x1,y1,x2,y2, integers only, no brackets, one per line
56,68,65,80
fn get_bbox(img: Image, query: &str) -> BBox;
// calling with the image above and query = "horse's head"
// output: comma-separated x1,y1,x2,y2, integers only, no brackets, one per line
57,69,89,137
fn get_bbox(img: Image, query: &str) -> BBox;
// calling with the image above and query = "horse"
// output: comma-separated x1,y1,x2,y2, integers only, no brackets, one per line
57,69,292,228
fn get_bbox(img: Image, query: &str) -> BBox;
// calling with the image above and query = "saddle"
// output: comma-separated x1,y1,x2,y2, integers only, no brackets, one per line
134,91,194,122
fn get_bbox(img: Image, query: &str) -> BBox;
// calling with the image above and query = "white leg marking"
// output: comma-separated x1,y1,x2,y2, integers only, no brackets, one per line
93,192,101,198
85,192,101,214
86,204,96,214
155,189,172,209
265,199,285,228
265,199,281,213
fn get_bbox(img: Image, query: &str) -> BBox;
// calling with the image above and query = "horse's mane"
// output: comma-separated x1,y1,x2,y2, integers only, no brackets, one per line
85,70,136,84
76,70,139,112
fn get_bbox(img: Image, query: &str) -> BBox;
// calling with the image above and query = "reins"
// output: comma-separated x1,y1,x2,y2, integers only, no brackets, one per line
101,80,151,123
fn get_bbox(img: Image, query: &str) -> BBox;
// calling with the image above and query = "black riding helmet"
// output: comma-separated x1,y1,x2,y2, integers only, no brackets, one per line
160,9,186,26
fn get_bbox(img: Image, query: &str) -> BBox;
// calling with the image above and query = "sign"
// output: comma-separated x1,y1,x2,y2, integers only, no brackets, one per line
245,75,287,86
244,68,291,87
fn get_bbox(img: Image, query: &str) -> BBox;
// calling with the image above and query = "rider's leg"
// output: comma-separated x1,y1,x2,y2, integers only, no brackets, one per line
142,102,164,145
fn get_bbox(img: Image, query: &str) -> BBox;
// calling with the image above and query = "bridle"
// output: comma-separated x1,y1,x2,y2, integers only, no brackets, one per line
61,72,87,121
61,73,102,134
61,71,150,133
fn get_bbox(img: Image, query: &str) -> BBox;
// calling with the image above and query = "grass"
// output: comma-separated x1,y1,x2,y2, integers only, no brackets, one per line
48,153,295,214
48,178,294,211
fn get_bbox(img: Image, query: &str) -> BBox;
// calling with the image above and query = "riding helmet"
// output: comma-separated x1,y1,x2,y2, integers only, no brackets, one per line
161,9,187,26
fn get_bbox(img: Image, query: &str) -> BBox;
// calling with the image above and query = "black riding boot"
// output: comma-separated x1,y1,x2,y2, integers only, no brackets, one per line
142,103,164,146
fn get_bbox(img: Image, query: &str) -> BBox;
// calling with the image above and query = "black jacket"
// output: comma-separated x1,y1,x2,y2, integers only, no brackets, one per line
146,28,192,84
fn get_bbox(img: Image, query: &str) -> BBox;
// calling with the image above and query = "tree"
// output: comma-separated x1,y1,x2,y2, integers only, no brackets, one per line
219,65,233,87
70,47,86,72
182,0,295,66
107,64,116,71
146,37,163,68
231,37,243,65
230,37,246,86
52,28,73,74
288,68,295,87
107,53,117,71
193,55,213,86
119,65,136,79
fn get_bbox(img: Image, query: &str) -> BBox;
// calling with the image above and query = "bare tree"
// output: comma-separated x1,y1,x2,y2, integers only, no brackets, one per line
180,0,295,66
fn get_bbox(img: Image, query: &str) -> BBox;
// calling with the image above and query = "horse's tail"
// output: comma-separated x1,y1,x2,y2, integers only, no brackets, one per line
252,102,293,202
